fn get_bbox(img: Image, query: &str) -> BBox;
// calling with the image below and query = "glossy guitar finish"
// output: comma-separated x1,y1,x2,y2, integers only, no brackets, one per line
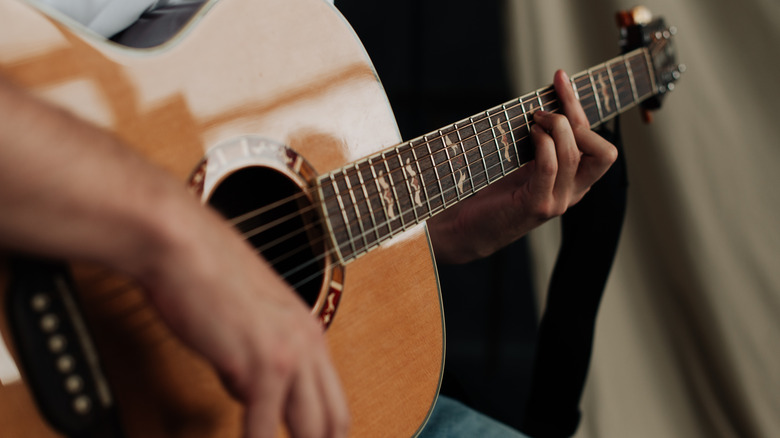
0,1,682,435
0,0,445,436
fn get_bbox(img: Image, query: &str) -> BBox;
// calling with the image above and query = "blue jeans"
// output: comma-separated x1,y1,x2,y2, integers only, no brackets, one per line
418,396,529,437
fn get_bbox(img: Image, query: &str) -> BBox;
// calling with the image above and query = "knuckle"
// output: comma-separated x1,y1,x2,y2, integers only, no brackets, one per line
562,148,581,168
549,114,571,132
533,200,566,221
536,160,557,178
268,343,297,378
604,144,619,165
218,355,248,395
331,412,352,438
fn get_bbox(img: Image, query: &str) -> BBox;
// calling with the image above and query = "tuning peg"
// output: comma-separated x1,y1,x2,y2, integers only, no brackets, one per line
671,64,686,81
631,6,653,24
616,5,652,27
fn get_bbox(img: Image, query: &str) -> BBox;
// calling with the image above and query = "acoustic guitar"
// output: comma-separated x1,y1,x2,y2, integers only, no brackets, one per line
0,0,681,436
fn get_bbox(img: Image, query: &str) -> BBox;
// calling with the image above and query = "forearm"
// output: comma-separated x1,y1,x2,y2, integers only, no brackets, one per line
0,74,207,279
0,75,350,438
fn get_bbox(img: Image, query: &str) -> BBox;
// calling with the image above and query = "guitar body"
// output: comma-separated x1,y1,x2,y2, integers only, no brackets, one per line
0,0,444,436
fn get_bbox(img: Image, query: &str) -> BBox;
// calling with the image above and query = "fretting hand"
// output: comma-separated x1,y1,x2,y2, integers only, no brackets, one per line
428,70,618,264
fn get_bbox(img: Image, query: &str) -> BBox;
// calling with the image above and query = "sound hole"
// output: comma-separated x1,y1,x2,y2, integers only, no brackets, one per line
208,166,325,308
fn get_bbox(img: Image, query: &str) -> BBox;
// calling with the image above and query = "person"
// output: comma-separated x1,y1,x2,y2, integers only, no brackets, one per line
0,0,618,437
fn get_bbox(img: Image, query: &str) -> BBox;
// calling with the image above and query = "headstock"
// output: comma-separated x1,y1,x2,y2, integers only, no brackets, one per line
617,6,685,122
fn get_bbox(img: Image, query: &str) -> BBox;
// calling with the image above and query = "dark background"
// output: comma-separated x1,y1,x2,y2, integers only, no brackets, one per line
336,0,540,430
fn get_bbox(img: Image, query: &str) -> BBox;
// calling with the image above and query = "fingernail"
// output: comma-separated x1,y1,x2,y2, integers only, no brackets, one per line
534,110,549,119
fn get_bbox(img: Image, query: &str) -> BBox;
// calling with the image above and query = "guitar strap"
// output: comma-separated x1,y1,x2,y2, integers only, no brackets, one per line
520,119,628,438
110,0,206,48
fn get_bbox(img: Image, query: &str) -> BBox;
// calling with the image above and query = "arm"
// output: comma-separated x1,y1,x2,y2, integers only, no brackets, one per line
0,74,349,438
428,70,618,264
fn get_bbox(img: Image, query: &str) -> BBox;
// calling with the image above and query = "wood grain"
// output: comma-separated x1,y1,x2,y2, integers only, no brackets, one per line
0,0,444,436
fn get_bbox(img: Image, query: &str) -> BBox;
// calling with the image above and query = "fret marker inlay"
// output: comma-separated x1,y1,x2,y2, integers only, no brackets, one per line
445,136,467,195
377,170,397,220
495,117,512,162
404,158,424,208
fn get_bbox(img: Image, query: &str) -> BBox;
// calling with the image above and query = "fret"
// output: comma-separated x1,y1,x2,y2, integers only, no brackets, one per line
330,174,358,258
505,99,534,165
587,70,604,122
605,62,622,112
624,56,640,102
641,48,659,97
422,140,446,213
427,131,459,207
468,116,493,187
473,115,504,184
459,117,488,190
315,44,672,265
440,129,464,202
360,160,391,241
395,144,422,223
318,177,346,261
535,90,544,111
609,58,637,109
341,166,371,253
538,87,558,112
369,156,403,237
501,103,521,167
486,110,508,175
518,97,531,132
519,92,536,114
628,51,654,99
404,143,433,217
353,162,382,246
410,139,440,214
573,73,600,127
456,120,487,192
404,143,432,217
570,75,581,100
596,65,619,119
381,151,411,231
452,126,476,197
590,68,612,123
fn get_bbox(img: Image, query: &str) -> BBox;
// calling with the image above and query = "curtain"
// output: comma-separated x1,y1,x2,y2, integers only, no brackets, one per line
505,1,780,437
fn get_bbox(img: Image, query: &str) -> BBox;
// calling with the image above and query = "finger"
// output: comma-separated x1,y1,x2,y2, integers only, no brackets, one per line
533,110,580,201
552,70,617,194
284,357,328,438
527,122,557,201
574,130,618,189
244,368,288,438
314,344,350,437
553,70,589,129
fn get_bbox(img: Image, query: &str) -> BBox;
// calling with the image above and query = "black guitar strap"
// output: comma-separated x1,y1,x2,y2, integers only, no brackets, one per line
520,119,628,438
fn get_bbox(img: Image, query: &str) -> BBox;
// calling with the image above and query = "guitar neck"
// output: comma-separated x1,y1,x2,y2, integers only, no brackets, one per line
320,47,656,262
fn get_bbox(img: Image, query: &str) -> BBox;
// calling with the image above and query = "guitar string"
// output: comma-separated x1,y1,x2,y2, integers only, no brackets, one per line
228,49,651,241
84,50,658,299
78,87,571,296
274,81,646,288
224,48,652,240
74,42,668,317
244,74,640,263
239,75,641,280
283,54,664,283
88,66,645,303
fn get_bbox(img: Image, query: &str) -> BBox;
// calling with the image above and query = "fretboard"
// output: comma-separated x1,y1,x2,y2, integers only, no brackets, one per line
319,47,657,262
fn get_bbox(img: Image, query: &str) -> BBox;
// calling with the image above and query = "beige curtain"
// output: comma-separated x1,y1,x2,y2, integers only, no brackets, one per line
505,1,780,437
